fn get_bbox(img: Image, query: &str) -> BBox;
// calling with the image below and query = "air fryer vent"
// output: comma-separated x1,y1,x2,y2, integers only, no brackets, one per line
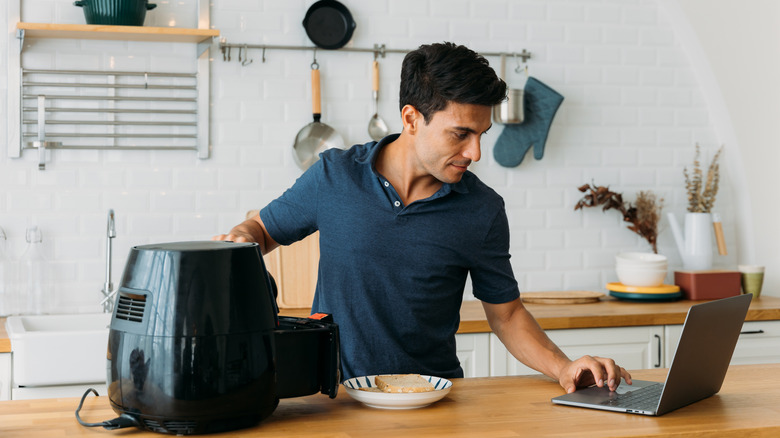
115,292,146,323
143,419,197,435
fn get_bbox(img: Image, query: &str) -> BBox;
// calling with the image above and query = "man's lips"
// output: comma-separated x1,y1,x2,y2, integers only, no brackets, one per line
451,161,471,171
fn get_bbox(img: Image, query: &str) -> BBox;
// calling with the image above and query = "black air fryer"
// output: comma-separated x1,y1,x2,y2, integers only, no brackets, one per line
102,241,339,435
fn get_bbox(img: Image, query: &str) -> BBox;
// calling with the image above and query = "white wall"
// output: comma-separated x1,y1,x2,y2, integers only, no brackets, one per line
667,0,777,293
1,0,759,313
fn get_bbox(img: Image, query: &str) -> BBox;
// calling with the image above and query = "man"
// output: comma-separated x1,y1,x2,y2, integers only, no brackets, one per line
214,42,631,394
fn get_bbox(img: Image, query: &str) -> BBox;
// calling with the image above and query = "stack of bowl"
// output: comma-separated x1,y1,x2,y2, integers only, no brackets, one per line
610,252,680,301
615,252,668,287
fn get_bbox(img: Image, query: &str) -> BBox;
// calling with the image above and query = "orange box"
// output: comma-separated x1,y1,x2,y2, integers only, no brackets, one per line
674,270,741,300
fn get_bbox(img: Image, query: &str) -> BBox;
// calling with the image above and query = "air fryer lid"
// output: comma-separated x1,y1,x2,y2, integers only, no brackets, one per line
118,241,277,336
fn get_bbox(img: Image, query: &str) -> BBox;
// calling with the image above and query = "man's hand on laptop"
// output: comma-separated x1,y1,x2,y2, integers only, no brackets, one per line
558,356,633,394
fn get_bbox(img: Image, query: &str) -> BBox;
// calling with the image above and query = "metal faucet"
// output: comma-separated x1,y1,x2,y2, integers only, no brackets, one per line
100,209,117,313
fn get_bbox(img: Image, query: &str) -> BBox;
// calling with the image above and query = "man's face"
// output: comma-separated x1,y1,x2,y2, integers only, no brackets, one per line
410,102,492,184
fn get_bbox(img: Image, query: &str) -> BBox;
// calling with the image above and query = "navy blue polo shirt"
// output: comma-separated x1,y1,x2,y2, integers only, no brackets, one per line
260,135,520,380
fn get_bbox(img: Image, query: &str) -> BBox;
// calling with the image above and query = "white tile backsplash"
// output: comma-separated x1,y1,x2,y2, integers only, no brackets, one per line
0,0,738,311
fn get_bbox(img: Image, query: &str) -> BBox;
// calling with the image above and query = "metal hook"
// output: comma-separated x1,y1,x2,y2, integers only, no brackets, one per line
241,45,253,66
373,43,386,60
311,48,319,70
220,38,227,61
262,47,266,63
238,46,242,63
513,53,523,74
227,45,231,62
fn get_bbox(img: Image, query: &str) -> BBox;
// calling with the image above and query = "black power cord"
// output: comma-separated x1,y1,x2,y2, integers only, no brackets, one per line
75,388,140,430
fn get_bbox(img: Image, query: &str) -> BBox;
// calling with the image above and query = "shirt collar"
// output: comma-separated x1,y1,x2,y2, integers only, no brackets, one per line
359,133,470,195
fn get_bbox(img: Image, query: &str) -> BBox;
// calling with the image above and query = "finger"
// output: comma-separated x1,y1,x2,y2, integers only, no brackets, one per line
585,357,608,388
622,367,633,385
591,356,622,391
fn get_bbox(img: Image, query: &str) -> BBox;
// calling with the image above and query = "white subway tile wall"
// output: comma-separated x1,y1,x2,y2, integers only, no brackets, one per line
0,0,736,311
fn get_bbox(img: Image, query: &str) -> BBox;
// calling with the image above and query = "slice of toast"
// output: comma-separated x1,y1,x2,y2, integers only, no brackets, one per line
375,374,435,393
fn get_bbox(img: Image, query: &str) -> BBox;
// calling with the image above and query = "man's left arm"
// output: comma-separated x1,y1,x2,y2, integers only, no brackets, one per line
482,298,632,393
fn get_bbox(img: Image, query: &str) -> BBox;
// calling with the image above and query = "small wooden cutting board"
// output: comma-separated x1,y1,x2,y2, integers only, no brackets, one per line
520,291,604,304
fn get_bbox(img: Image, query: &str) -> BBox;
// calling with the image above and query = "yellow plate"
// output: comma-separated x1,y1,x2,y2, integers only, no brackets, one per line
606,282,680,294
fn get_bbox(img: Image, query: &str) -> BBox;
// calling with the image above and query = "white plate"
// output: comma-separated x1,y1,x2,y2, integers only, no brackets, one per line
342,375,452,410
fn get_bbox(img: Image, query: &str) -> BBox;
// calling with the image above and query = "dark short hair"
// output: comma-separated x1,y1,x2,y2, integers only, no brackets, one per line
399,42,507,123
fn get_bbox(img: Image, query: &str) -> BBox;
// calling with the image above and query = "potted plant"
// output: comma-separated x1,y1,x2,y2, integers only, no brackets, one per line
667,144,724,270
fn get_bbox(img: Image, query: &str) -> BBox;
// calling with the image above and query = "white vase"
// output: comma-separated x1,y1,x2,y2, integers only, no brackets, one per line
667,212,713,271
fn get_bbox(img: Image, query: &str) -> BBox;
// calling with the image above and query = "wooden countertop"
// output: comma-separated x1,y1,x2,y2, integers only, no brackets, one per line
0,296,780,353
281,295,780,334
0,318,9,353
2,296,779,354
2,364,780,437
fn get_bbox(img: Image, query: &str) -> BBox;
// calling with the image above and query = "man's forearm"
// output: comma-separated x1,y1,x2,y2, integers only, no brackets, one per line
483,299,571,380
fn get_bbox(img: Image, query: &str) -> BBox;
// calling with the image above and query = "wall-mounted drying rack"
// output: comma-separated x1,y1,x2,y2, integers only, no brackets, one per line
217,39,531,66
22,69,200,170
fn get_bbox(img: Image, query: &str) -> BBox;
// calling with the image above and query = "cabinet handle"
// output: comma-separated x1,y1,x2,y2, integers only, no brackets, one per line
654,334,662,368
740,329,765,335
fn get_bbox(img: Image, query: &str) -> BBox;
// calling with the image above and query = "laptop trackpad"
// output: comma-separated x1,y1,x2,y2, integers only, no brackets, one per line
553,379,658,404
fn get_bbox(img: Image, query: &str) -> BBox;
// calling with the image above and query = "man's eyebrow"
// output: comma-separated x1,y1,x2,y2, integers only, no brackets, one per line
454,124,492,134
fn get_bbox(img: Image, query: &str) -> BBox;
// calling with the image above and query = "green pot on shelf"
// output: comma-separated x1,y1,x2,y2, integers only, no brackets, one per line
74,0,157,26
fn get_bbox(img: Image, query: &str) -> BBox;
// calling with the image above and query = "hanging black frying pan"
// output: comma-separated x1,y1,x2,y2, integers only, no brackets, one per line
302,0,357,50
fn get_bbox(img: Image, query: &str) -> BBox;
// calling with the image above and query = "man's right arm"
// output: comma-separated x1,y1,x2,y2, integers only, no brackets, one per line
212,215,280,255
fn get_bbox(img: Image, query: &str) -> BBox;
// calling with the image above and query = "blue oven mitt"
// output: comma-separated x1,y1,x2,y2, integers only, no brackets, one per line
493,77,564,168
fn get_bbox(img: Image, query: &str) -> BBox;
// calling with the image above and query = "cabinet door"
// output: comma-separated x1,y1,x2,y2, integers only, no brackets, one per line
11,382,107,400
490,326,664,377
455,333,490,378
0,354,10,401
665,320,780,367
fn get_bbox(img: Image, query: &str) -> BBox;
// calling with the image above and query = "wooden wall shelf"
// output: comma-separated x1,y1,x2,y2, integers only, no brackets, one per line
16,22,219,43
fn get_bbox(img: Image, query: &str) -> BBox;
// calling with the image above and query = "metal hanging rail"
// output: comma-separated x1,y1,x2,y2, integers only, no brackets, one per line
217,40,532,64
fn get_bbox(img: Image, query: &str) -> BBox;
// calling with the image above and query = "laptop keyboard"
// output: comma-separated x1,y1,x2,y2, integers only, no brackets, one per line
600,383,663,411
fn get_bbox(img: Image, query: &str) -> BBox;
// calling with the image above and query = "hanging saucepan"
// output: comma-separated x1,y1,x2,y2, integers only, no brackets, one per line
293,64,345,170
492,54,525,124
302,0,357,50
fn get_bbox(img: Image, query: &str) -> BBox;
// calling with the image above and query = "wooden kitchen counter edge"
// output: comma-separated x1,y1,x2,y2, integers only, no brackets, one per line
2,296,779,353
281,295,780,333
2,364,780,437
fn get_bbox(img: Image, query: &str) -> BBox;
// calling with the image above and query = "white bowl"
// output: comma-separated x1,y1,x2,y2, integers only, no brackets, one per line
616,266,668,287
616,252,667,266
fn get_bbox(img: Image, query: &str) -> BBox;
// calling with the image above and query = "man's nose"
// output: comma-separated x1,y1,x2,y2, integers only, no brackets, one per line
463,138,482,163
463,137,482,162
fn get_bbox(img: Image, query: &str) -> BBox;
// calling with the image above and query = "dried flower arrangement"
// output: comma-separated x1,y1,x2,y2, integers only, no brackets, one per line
574,183,664,254
684,144,723,213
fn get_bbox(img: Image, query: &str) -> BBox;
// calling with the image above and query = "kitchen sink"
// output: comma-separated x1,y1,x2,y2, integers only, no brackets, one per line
5,313,111,386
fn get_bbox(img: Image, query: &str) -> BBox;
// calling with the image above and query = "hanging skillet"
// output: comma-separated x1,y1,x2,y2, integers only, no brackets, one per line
302,0,357,50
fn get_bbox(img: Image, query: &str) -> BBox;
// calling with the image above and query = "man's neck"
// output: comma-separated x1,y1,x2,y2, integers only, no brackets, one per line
375,133,443,206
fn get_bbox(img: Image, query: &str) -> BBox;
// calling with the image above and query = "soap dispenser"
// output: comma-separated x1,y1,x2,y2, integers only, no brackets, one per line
19,226,50,315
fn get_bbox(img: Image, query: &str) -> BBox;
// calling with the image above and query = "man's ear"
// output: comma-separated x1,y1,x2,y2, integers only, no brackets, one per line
400,104,422,134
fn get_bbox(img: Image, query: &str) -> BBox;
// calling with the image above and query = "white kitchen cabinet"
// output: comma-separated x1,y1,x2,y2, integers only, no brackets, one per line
12,382,107,401
0,353,10,401
665,320,780,367
489,325,665,377
456,333,490,377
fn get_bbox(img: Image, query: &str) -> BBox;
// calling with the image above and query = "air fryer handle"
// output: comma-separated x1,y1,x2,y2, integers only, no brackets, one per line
321,321,341,398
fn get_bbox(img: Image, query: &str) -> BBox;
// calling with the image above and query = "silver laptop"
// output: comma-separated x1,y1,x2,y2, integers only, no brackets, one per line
552,293,752,416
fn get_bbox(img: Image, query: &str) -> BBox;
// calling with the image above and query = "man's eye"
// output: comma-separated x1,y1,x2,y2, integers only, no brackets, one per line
455,132,468,140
